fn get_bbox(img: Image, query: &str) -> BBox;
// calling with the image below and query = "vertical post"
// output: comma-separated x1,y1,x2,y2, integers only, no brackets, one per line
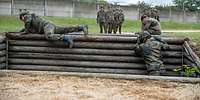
71,1,75,18
43,0,47,16
5,38,8,70
137,1,140,20
11,0,14,15
169,7,172,21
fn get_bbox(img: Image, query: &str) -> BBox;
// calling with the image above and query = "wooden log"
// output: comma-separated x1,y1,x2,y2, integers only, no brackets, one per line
0,44,6,50
0,57,6,63
0,63,6,69
3,70,200,83
8,65,178,76
9,52,183,64
183,41,200,69
8,40,182,51
6,32,185,44
8,65,147,75
9,46,182,57
0,50,6,57
8,58,180,70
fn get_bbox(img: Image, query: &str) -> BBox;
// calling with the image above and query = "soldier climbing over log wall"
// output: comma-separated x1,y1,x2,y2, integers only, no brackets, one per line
19,9,88,48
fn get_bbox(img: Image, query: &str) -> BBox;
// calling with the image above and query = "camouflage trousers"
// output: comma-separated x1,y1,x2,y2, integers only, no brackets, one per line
147,29,161,35
107,22,113,34
146,62,166,75
98,22,107,33
113,23,123,34
43,23,83,41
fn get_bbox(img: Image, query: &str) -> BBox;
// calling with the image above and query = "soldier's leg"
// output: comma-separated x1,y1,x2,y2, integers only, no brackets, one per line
58,25,88,35
147,29,161,35
113,24,118,34
103,22,107,34
146,62,160,76
108,23,112,34
44,24,74,48
99,22,103,33
119,24,122,34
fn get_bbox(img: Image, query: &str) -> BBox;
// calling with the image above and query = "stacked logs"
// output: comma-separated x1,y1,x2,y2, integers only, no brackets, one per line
0,36,7,69
6,32,188,76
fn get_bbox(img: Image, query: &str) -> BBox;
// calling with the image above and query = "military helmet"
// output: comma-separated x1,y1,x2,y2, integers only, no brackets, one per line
19,9,29,19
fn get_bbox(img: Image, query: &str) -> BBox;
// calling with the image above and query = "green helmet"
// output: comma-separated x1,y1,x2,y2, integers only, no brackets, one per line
19,9,29,19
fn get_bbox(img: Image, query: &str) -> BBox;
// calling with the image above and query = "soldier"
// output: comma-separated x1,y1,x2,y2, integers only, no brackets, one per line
105,6,114,34
135,31,169,75
141,15,161,35
97,6,107,33
113,7,120,34
151,8,160,22
118,9,124,34
19,10,88,48
142,8,151,17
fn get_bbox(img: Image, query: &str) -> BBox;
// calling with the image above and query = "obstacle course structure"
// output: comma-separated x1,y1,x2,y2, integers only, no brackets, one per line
3,32,199,77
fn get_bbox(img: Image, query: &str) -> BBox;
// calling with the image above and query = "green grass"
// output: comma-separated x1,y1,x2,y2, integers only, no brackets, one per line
1,15,200,33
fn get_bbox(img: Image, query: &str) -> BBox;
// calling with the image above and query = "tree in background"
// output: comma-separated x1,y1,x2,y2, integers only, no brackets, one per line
173,0,200,12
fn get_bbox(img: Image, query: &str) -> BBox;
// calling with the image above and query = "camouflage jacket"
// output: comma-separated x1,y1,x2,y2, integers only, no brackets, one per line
141,18,161,34
97,10,106,23
105,10,114,23
135,36,169,64
20,13,53,34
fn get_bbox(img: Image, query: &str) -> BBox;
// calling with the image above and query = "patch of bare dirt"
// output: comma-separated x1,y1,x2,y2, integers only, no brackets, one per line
0,73,199,100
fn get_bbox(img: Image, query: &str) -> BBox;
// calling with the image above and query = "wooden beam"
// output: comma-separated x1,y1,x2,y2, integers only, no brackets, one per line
8,58,180,70
6,32,185,44
8,40,182,50
9,52,183,64
9,46,182,57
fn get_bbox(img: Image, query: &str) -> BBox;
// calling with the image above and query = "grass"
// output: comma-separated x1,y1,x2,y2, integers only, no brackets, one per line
1,15,200,33
1,15,200,48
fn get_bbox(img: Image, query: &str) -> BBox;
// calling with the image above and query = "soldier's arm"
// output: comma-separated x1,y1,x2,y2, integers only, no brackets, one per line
96,12,99,23
143,20,151,30
135,44,143,56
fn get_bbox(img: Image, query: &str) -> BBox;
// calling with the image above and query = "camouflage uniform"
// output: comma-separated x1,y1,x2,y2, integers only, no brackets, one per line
97,6,107,33
19,11,88,48
151,9,160,22
105,6,114,34
135,31,169,75
113,8,120,34
141,17,161,35
118,9,124,34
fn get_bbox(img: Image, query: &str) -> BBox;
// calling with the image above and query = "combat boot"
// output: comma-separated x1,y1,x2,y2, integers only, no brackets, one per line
79,25,88,36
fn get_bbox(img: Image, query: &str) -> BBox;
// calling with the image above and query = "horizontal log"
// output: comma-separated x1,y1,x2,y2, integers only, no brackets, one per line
0,44,6,50
6,32,185,44
8,40,182,50
8,58,180,70
0,57,6,63
9,52,183,64
9,46,182,57
0,50,6,57
0,63,6,69
8,65,179,76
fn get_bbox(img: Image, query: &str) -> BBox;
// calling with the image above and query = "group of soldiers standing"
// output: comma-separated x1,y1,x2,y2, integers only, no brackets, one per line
97,5,125,34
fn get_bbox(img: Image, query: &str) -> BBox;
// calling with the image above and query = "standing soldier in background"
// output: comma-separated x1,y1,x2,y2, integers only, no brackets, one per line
118,8,125,34
97,6,107,33
141,15,161,35
113,7,120,34
19,10,88,48
105,5,114,34
151,8,160,22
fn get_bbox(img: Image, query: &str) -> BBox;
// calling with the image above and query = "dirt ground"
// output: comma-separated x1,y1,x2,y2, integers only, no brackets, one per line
0,73,200,100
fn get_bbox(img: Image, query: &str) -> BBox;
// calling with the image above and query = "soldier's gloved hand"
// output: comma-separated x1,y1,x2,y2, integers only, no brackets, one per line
63,35,74,48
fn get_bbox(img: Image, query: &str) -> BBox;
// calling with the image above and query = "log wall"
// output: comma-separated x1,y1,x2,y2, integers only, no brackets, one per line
6,32,192,76
0,36,7,69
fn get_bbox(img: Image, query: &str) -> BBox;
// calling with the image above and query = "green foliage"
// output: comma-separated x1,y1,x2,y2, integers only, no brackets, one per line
174,65,200,77
173,0,200,12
